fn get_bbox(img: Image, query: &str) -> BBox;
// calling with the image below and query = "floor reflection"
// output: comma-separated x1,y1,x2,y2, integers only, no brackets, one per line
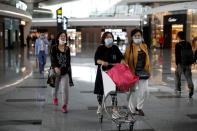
0,41,196,91
0,47,33,88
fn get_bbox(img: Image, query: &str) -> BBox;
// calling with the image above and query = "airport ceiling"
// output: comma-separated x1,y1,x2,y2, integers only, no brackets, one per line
0,0,195,6
22,0,76,5
22,0,197,7
1,0,196,7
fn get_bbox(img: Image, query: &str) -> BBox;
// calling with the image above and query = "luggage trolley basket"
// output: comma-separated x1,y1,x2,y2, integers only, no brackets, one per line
98,64,139,131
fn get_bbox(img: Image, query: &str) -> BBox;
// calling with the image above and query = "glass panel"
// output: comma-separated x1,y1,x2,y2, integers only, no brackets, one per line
171,24,183,49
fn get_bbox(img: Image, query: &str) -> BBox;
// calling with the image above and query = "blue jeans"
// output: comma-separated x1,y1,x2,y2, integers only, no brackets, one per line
38,51,46,73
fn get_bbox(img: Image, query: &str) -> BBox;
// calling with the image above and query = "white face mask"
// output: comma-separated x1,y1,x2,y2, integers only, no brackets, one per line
59,39,66,45
133,38,142,44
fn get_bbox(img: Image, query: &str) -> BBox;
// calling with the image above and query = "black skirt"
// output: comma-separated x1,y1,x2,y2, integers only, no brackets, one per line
94,68,104,95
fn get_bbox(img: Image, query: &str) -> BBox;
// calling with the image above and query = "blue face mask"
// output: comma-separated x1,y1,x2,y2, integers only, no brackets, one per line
40,35,45,39
104,38,113,46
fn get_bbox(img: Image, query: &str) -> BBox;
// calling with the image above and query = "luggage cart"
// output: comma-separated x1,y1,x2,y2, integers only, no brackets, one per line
98,66,135,131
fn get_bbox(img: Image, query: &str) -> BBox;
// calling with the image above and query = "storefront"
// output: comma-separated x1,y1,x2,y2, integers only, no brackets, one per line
0,1,31,50
0,18,3,49
0,17,21,49
149,8,197,83
4,18,20,49
163,13,187,49
188,9,197,48
150,9,197,49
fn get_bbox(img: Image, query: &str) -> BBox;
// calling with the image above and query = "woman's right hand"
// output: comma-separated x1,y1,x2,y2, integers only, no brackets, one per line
101,61,108,66
97,59,108,67
54,67,60,74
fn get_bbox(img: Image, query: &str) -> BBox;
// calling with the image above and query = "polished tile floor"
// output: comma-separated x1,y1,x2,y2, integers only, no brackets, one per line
0,44,197,131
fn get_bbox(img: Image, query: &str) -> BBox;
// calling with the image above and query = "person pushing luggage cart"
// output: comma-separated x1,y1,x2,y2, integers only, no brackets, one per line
94,31,125,117
94,32,138,131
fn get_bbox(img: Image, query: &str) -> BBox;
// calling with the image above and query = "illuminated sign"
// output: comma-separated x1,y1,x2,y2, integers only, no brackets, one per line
16,1,27,11
168,17,177,22
56,8,62,24
57,9,62,15
21,20,26,25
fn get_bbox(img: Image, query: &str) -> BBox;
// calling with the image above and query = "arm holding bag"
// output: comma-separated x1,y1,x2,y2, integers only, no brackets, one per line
107,63,139,92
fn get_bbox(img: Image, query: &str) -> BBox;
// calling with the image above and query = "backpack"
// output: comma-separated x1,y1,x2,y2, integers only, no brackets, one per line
181,41,194,65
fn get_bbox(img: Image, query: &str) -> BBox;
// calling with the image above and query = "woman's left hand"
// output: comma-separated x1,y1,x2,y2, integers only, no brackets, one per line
121,59,128,66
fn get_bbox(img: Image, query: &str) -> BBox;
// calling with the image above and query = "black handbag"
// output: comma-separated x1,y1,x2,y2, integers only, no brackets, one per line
135,70,150,79
47,67,56,88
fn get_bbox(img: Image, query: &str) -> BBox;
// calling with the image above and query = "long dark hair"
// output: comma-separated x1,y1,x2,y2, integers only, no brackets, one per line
101,31,114,44
56,31,67,45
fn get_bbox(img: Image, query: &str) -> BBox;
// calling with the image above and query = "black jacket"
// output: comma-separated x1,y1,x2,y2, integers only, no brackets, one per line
94,45,123,95
175,40,193,65
51,44,71,75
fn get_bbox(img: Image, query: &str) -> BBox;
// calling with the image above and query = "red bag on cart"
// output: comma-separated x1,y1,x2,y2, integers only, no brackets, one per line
107,63,139,92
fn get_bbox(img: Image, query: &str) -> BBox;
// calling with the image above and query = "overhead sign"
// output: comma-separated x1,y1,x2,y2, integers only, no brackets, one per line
56,8,68,32
56,7,63,31
56,7,62,23
63,16,68,31
164,14,186,25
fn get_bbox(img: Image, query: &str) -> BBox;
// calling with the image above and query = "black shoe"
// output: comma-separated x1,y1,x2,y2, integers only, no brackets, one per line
175,89,181,96
189,91,193,98
135,108,145,116
69,81,74,86
189,88,194,98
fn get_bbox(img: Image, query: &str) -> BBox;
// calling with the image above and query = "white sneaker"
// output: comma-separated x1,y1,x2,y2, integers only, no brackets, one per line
97,105,102,114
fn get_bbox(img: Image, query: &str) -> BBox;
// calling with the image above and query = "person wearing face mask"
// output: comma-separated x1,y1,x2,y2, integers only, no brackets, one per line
94,32,125,118
124,28,150,116
35,33,49,74
50,32,72,113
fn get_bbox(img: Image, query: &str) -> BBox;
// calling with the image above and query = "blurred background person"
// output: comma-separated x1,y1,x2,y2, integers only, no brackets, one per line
35,33,49,74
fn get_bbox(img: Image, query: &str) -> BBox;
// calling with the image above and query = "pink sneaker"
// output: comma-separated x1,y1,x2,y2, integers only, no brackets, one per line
53,98,58,105
61,105,68,113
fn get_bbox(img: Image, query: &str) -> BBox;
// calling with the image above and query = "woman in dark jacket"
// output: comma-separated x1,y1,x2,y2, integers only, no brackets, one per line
50,32,72,113
94,32,125,116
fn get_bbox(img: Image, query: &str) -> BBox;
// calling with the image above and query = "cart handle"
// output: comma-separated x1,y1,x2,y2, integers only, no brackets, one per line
100,63,116,71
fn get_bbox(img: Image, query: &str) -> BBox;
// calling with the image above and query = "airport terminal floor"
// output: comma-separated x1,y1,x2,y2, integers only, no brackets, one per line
0,43,197,131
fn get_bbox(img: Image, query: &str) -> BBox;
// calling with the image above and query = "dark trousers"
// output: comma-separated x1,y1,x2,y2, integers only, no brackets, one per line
97,93,117,106
175,64,194,92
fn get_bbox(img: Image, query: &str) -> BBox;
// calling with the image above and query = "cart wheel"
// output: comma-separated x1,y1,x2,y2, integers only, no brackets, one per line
117,124,121,131
129,123,133,131
99,117,103,123
99,115,103,123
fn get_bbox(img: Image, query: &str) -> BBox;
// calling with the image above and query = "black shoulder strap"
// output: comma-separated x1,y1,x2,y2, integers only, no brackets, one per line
130,44,135,68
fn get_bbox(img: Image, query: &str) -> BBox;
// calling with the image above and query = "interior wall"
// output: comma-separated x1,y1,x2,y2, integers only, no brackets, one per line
81,27,101,44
